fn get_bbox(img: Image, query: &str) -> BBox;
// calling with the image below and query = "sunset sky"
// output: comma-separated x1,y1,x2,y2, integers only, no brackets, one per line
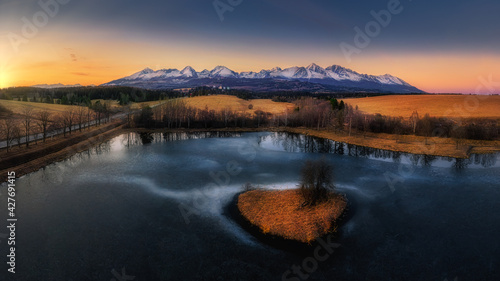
1,0,499,94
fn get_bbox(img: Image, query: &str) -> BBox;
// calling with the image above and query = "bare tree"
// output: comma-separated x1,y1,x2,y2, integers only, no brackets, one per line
451,125,466,149
254,110,265,128
1,118,17,152
62,109,75,135
54,114,67,137
86,107,92,130
300,159,335,206
76,106,86,132
21,107,34,147
223,106,231,127
91,110,99,127
37,110,52,143
12,122,23,148
410,111,419,134
124,105,132,128
418,114,433,145
103,101,111,123
283,109,289,127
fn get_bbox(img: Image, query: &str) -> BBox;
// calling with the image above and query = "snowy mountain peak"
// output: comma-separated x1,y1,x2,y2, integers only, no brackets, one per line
305,63,328,78
326,65,355,73
103,63,422,93
126,67,156,80
210,66,238,78
374,74,407,86
32,83,84,89
306,63,324,71
181,66,198,78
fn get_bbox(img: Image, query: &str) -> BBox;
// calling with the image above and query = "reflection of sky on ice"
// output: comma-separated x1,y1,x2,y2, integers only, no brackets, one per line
3,131,499,280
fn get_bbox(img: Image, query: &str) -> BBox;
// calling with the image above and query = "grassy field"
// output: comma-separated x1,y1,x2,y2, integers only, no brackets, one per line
238,189,347,243
0,99,164,117
184,95,295,115
342,95,500,119
0,99,86,116
129,100,166,109
91,99,164,110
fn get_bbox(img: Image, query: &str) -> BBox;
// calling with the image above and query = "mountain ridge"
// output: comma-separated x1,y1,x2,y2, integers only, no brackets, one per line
102,64,423,93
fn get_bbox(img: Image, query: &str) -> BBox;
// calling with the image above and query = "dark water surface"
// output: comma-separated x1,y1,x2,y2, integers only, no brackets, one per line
1,132,499,281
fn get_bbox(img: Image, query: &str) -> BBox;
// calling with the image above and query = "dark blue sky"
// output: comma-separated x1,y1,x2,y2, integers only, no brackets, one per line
4,0,498,51
1,0,499,92
58,0,500,51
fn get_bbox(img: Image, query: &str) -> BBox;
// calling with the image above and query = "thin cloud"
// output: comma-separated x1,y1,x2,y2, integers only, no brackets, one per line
71,72,89,76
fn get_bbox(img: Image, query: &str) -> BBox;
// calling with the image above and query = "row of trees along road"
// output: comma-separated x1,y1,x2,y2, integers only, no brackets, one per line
0,101,114,152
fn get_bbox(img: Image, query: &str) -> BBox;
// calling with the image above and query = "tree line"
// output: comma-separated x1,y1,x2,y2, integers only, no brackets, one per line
284,97,499,142
0,103,114,152
132,96,499,143
0,86,183,105
134,100,280,129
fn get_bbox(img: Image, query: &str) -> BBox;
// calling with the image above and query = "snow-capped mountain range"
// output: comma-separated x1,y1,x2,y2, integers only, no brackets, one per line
103,63,423,93
31,83,88,89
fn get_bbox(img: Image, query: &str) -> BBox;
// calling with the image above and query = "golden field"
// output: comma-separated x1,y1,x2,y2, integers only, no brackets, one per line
238,189,347,243
184,95,295,115
0,99,163,117
0,99,86,116
342,95,500,119
91,99,165,110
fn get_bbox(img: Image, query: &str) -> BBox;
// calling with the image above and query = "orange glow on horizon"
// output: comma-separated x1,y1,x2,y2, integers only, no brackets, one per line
2,33,499,94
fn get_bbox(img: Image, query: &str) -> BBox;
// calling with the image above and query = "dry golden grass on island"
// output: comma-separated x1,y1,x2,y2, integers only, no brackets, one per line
238,189,347,243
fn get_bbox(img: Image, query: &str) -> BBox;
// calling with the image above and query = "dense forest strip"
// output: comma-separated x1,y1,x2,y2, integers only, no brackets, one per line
0,121,124,182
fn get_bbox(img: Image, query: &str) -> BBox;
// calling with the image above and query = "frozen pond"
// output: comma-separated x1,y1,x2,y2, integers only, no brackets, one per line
1,132,499,280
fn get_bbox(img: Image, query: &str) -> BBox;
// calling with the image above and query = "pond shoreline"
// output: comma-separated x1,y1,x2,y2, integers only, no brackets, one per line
1,126,498,183
129,127,500,159
0,121,125,183
224,190,353,254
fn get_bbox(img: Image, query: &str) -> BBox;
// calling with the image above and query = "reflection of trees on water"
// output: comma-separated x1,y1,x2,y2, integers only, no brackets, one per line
410,155,421,166
270,132,342,154
265,132,498,169
162,131,242,142
472,153,497,167
123,132,142,147
453,158,470,170
451,153,497,170
95,131,497,169
422,155,437,166
392,151,403,164
109,131,243,148
139,132,154,145
92,141,112,155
